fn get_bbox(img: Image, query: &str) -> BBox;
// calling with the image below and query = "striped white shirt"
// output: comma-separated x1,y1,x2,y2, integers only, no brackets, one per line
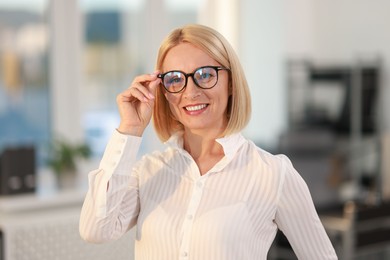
79,130,337,259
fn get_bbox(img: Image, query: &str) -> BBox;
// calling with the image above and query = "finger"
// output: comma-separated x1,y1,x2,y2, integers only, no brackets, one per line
119,86,148,103
130,82,156,101
129,87,151,103
130,71,160,98
132,71,160,85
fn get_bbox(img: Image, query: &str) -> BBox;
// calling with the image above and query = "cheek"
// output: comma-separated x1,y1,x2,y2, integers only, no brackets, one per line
164,93,180,105
164,93,181,113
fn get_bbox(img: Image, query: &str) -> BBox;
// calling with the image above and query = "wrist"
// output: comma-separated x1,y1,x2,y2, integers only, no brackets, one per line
117,124,144,137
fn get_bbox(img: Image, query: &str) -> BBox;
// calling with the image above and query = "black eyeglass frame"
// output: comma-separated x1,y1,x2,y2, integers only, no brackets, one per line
157,65,230,93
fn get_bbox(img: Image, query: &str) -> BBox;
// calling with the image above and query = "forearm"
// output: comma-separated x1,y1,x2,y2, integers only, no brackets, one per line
79,130,142,243
79,171,139,243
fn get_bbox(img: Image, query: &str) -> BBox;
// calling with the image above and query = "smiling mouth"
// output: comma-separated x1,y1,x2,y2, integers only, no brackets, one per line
184,104,208,111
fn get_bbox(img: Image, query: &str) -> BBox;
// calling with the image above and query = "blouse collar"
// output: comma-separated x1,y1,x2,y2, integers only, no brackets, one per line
164,131,247,160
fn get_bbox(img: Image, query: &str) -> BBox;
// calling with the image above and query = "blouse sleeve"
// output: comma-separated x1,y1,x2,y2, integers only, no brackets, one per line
79,130,142,243
275,155,338,260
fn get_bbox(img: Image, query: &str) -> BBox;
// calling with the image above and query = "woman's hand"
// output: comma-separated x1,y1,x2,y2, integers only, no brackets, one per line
116,71,161,136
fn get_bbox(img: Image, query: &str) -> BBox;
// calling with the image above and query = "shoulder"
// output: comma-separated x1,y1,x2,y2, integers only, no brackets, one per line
248,142,310,202
243,139,291,172
242,140,305,188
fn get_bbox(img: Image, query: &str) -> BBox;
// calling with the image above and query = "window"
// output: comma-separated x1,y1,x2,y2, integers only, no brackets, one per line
0,1,49,165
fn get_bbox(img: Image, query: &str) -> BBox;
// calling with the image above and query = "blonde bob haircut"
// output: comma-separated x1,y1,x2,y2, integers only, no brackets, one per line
153,24,251,142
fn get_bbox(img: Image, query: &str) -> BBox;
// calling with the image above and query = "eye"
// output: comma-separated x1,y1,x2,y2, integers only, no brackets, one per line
199,72,212,79
164,72,184,86
195,68,216,82
168,77,183,84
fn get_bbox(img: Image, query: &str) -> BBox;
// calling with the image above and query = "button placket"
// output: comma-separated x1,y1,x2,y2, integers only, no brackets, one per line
179,177,206,259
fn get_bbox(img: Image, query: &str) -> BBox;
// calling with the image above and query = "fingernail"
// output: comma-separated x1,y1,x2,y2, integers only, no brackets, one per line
149,93,155,99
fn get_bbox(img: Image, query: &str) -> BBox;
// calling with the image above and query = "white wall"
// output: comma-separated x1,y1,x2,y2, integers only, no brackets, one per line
49,0,84,142
239,0,286,149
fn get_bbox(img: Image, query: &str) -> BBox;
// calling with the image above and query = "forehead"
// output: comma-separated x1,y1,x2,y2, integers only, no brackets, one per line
163,43,218,72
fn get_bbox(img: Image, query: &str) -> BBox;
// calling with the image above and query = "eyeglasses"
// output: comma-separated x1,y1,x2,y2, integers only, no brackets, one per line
157,66,230,93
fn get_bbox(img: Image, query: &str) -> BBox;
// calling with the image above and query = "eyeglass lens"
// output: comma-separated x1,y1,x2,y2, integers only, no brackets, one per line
162,67,219,93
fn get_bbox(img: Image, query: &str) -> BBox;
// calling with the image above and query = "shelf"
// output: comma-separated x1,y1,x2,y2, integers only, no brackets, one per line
0,189,86,213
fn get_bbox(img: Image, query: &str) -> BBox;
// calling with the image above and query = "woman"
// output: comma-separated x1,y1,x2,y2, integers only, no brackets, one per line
80,24,337,259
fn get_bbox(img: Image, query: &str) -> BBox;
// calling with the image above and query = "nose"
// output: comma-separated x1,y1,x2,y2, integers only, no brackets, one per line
183,76,201,99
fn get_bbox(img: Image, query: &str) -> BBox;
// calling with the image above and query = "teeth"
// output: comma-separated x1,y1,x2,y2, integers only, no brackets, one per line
185,104,207,111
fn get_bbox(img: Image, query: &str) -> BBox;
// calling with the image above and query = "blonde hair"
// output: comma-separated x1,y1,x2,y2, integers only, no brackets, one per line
153,24,251,141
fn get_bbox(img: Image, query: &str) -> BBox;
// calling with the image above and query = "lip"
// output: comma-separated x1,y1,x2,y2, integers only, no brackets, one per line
183,103,209,115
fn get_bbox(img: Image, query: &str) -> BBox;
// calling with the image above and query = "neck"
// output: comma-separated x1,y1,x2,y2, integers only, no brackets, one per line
183,129,225,160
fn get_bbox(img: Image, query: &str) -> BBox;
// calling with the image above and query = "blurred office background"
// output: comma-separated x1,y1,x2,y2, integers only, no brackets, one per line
0,0,390,259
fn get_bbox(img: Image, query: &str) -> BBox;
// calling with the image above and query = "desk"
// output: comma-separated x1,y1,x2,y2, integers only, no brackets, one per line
0,190,135,260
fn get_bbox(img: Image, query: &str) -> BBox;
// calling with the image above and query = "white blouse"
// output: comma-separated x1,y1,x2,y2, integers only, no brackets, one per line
79,130,337,260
